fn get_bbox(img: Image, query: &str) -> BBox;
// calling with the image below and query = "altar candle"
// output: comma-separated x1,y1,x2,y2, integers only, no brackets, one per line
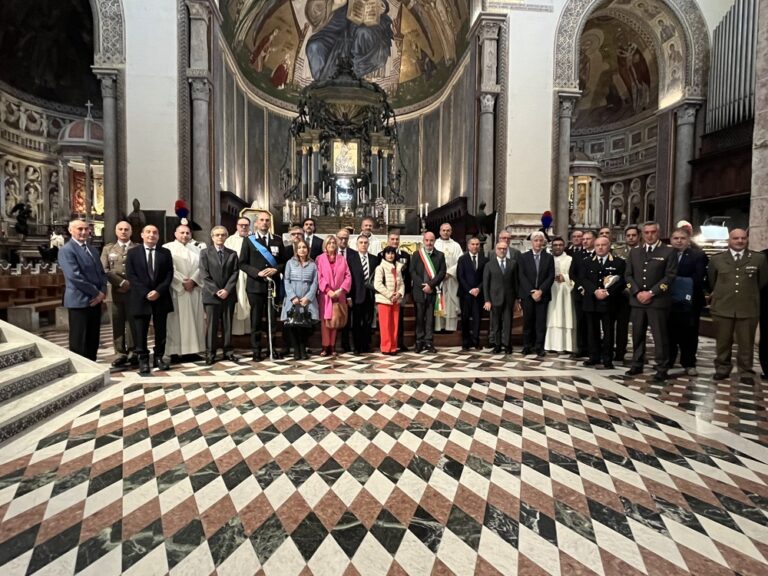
425,203,429,216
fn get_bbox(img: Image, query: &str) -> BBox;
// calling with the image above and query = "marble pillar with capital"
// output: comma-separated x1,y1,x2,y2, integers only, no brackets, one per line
477,93,496,212
556,94,579,238
476,17,502,215
95,70,119,242
672,103,699,225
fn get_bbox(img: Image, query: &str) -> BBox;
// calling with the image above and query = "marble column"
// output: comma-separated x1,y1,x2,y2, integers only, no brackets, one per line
557,94,579,238
672,103,699,225
84,157,92,217
477,93,496,212
187,0,212,236
750,0,768,249
95,70,118,242
301,147,309,199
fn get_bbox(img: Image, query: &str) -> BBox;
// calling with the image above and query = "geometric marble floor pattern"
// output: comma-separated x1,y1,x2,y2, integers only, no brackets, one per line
1,371,767,575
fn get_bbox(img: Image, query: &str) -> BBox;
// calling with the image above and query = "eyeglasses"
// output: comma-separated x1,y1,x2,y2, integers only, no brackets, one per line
237,223,250,227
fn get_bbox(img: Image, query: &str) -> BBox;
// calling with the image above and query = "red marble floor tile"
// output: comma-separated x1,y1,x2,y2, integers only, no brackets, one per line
349,489,381,530
313,491,347,533
36,500,84,544
239,493,273,536
123,496,161,541
201,495,238,539
275,492,311,534
80,498,123,543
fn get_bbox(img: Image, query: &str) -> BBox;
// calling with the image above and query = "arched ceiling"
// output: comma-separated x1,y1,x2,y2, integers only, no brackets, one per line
0,0,100,108
221,0,472,110
573,0,690,132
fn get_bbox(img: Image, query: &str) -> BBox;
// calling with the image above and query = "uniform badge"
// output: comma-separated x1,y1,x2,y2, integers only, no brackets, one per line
660,283,668,292
271,246,279,255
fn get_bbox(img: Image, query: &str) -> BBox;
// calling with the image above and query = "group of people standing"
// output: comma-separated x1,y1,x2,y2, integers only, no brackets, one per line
58,213,768,382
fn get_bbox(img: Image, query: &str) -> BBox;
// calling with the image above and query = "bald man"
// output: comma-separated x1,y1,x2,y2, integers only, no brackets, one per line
59,219,108,361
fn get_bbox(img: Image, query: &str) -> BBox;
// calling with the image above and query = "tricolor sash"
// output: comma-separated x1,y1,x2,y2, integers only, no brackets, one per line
248,235,278,267
418,248,445,317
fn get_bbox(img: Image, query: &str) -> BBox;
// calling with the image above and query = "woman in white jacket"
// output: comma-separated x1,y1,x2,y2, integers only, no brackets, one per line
373,246,405,355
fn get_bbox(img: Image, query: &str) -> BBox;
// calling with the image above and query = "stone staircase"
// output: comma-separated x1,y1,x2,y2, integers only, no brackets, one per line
0,320,109,441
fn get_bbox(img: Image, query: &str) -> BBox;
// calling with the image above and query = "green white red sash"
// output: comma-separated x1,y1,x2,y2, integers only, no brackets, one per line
418,248,445,317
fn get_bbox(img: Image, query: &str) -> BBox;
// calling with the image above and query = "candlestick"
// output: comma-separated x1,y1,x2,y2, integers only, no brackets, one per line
425,203,429,216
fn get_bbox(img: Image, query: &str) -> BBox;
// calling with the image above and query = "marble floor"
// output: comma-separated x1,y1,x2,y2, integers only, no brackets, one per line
0,328,766,575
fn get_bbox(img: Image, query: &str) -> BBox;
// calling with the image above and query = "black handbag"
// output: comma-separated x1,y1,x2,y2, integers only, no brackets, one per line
286,304,315,328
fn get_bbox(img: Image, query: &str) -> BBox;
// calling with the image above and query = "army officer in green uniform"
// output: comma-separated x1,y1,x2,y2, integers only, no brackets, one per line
708,228,768,384
101,221,137,367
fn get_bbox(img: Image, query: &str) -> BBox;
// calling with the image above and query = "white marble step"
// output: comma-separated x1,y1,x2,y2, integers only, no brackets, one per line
0,372,104,441
0,356,71,402
0,341,38,369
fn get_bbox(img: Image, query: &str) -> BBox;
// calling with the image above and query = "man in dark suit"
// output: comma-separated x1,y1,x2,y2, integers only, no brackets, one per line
410,231,446,353
337,228,354,352
625,221,678,381
569,230,594,357
284,225,304,260
482,241,518,354
200,226,239,364
58,219,108,361
125,224,175,374
378,230,411,351
667,227,708,376
347,235,380,353
613,225,640,363
458,237,486,350
303,217,324,260
581,237,625,369
519,231,555,357
239,210,287,360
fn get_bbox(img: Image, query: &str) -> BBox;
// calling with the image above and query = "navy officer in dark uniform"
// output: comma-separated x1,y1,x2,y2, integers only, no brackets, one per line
624,221,677,381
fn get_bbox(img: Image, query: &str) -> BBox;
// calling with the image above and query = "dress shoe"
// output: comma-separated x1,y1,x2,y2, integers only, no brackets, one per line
138,358,151,375
683,367,698,377
111,354,129,368
475,344,483,350
535,350,546,359
492,346,502,354
204,355,215,366
712,372,730,381
154,356,170,371
424,345,437,353
602,362,615,370
399,345,409,352
129,355,140,367
739,375,756,385
461,346,470,351
652,371,668,382
223,352,237,362
582,360,598,367
271,350,284,360
415,343,424,353
521,348,532,356
625,367,643,377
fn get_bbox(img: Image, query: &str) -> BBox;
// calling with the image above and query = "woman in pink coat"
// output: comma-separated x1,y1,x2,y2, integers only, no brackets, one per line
316,235,352,356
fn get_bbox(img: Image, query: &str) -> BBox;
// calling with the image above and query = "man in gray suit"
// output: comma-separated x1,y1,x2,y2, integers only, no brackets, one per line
200,226,240,364
483,241,519,354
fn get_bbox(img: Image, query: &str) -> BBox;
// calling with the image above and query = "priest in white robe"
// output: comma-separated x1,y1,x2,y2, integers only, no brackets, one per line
545,237,576,352
224,216,252,335
434,223,463,332
164,224,206,357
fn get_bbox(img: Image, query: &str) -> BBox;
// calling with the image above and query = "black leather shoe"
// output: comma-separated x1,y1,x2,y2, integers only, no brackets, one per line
521,348,532,356
536,350,546,359
204,355,215,366
128,355,140,367
154,356,170,371
652,371,669,382
739,375,756,385
223,352,237,362
492,346,502,354
625,367,643,376
252,348,262,362
399,345,409,352
271,350,284,360
602,363,615,370
425,345,437,353
111,355,129,368
461,346,470,351
415,343,424,353
713,372,730,381
582,360,598,367
138,358,151,375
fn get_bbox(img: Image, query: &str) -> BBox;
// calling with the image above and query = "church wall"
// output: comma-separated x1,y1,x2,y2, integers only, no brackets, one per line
124,0,179,212
504,6,559,221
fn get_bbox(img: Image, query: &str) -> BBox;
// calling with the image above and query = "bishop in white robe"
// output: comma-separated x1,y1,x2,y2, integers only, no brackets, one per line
434,224,463,332
545,244,576,352
164,225,206,356
224,223,252,335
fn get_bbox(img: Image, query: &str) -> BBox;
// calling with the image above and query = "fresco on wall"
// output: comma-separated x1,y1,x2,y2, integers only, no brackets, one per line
222,0,471,109
574,16,659,131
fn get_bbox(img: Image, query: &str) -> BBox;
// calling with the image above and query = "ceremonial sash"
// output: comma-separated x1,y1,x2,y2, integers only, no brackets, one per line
248,235,278,267
418,248,445,317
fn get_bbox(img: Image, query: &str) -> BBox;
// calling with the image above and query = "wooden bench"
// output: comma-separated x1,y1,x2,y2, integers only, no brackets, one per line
7,300,61,332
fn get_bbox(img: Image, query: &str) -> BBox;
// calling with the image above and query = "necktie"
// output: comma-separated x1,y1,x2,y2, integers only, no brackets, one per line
501,258,506,273
340,249,345,257
147,248,155,279
534,253,540,273
601,257,606,267
218,249,224,264
678,252,683,263
735,253,741,263
646,245,652,255
82,243,93,261
472,254,477,270
362,256,369,280
261,235,268,247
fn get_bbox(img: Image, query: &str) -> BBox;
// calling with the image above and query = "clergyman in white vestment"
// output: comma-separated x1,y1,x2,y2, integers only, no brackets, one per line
434,223,462,332
224,217,252,335
164,224,206,356
545,239,576,352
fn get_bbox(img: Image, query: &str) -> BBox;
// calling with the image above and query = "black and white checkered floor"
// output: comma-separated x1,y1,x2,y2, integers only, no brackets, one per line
0,326,765,575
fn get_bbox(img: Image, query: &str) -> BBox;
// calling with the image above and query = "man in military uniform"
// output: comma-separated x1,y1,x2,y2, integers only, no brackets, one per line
625,221,677,380
101,221,137,367
581,237,626,369
569,230,596,357
612,225,640,362
708,229,768,384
